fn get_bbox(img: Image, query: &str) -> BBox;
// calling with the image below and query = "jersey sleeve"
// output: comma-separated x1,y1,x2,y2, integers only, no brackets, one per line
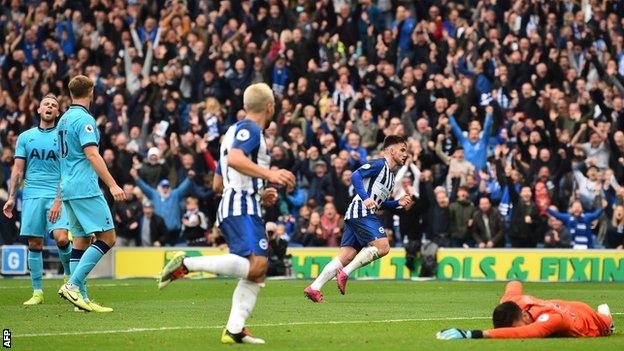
14,133,27,159
356,159,385,179
231,123,261,156
486,312,565,338
76,117,99,148
500,281,524,303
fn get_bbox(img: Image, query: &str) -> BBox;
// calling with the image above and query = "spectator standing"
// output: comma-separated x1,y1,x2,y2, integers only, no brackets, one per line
139,200,168,247
448,186,474,248
471,197,505,248
131,168,195,245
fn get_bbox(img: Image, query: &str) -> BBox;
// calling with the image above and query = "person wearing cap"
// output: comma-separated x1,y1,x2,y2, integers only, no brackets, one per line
138,199,168,247
130,167,195,246
139,146,169,187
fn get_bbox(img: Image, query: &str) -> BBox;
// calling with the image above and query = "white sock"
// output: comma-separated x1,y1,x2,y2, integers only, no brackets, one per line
226,279,262,334
342,247,379,275
310,257,343,290
183,254,250,278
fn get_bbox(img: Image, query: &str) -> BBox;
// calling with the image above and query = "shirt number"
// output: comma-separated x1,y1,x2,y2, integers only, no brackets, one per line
59,130,68,158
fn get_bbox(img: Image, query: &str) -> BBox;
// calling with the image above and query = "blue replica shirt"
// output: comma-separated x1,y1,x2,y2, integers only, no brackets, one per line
346,158,398,220
546,208,603,249
57,104,101,200
14,126,61,199
449,113,493,170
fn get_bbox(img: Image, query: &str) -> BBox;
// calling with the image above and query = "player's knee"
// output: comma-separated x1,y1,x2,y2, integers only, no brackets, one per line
378,246,390,257
28,240,43,251
247,260,268,282
98,230,116,248
53,231,69,247
345,251,357,262
375,242,390,257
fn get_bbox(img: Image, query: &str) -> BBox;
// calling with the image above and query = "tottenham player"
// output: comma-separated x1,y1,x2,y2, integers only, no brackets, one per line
304,135,412,302
158,83,295,344
57,75,126,312
3,94,72,305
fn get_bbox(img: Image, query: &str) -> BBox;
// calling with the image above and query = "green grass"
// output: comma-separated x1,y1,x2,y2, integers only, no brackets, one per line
1,278,623,350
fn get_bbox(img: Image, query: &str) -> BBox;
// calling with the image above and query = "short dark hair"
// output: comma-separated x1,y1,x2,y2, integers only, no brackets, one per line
492,301,522,328
382,135,406,149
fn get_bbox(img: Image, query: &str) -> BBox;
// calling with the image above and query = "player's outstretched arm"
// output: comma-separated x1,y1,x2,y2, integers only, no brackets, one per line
228,148,294,187
84,145,125,202
437,313,562,340
3,158,25,218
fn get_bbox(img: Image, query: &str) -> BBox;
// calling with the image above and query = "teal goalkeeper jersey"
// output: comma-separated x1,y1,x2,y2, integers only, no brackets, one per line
57,104,102,200
14,126,61,199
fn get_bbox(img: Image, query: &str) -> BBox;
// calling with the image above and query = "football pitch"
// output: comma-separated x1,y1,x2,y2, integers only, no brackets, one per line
1,279,623,351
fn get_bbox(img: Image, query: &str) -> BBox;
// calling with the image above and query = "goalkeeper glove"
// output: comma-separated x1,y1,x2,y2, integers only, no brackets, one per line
436,328,484,340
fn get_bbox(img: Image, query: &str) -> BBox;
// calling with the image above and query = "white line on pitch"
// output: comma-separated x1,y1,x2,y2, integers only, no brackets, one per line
13,316,491,338
13,312,624,338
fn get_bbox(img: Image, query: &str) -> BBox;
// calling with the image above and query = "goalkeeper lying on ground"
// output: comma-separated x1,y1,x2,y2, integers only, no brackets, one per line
437,281,614,339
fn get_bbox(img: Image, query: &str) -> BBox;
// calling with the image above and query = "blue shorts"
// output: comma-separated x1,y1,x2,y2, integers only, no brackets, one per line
219,215,268,257
340,216,386,250
63,195,114,236
20,198,70,237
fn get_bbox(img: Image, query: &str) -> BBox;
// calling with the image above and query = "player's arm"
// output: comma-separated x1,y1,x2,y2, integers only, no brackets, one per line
500,281,523,302
213,163,223,196
228,125,294,187
2,158,25,218
228,148,293,185
484,313,564,339
78,118,125,202
84,145,125,202
350,167,374,209
380,195,412,209
351,161,384,209
49,182,62,222
438,313,564,340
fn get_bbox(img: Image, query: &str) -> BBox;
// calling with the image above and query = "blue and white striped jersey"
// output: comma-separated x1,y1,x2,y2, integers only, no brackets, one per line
217,119,270,223
345,158,398,220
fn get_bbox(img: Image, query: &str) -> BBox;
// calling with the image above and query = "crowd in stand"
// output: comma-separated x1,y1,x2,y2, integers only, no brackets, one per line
1,0,624,253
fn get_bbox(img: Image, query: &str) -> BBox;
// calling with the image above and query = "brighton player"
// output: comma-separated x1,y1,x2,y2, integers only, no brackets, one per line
158,83,295,344
2,95,72,305
57,75,126,312
437,281,613,339
304,135,412,302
